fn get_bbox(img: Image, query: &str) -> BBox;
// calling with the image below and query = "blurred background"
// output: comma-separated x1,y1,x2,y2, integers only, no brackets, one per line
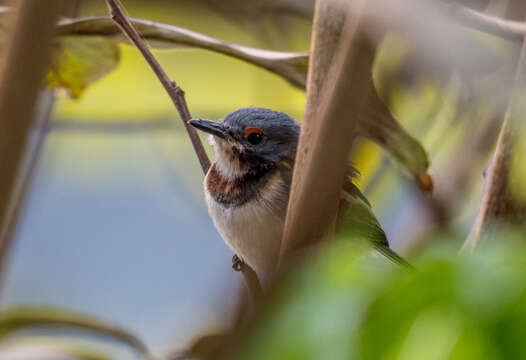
1,0,310,355
1,0,524,358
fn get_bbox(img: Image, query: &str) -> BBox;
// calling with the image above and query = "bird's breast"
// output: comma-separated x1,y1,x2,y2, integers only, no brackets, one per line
205,162,281,207
204,163,290,278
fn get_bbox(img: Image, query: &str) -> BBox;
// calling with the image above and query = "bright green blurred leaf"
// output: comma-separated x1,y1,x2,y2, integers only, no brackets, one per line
234,237,526,360
46,36,121,99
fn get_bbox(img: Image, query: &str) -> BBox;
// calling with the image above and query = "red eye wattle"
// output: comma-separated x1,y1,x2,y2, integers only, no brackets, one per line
243,127,263,138
243,127,263,145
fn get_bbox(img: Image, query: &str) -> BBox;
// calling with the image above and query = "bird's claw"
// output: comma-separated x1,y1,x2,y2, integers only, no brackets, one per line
232,254,244,272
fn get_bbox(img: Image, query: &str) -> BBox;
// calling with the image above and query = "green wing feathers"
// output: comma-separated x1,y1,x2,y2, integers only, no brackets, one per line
338,175,412,268
338,181,388,248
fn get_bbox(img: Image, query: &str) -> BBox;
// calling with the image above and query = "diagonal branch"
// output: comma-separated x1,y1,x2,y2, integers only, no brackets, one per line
105,0,210,173
104,0,261,300
464,20,526,251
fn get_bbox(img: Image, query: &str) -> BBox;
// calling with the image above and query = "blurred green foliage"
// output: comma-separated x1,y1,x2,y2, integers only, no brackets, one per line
235,235,526,360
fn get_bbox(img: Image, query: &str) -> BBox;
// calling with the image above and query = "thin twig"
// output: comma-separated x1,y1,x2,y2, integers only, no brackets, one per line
105,0,210,173
104,0,262,297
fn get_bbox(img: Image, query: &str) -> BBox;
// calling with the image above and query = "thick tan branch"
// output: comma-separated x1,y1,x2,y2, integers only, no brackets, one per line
0,0,66,287
280,0,376,257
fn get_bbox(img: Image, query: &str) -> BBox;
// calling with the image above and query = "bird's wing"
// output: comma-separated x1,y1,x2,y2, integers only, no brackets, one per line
338,169,412,268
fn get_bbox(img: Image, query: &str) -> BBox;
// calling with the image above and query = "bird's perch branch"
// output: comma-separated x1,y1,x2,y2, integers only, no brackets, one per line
232,257,262,304
0,0,66,289
280,0,376,257
464,17,526,251
105,0,209,173
104,0,262,298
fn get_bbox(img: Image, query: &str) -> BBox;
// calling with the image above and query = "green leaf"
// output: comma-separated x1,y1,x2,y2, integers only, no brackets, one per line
233,236,526,360
46,36,121,99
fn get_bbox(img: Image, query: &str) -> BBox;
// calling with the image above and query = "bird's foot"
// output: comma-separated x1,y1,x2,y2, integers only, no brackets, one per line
232,254,244,272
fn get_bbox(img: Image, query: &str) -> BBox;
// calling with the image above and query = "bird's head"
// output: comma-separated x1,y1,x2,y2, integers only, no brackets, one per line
189,107,300,179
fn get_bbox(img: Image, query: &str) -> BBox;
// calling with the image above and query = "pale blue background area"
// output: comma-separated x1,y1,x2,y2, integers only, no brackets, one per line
0,126,240,355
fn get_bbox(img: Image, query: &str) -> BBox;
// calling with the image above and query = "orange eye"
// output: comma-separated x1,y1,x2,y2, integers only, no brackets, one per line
243,127,263,145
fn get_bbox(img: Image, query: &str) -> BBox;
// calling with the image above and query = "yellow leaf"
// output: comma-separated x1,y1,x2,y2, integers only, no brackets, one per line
46,36,121,99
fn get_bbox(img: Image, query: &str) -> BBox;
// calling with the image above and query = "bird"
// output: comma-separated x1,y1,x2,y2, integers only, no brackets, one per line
189,107,409,285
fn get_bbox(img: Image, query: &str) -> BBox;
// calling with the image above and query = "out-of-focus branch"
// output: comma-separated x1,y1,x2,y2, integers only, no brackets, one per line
0,0,83,298
55,5,526,46
104,0,262,299
105,0,210,173
0,0,66,288
464,31,526,251
0,306,149,357
70,0,82,17
57,15,308,90
442,3,526,42
0,93,55,292
280,0,376,257
2,0,526,45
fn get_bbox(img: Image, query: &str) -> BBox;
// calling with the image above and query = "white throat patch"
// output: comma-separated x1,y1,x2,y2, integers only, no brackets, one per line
209,135,247,180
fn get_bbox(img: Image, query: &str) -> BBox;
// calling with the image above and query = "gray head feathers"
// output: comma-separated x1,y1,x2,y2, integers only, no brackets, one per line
221,107,300,163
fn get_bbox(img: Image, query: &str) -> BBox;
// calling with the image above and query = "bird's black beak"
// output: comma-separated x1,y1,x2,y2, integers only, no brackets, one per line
188,119,227,139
